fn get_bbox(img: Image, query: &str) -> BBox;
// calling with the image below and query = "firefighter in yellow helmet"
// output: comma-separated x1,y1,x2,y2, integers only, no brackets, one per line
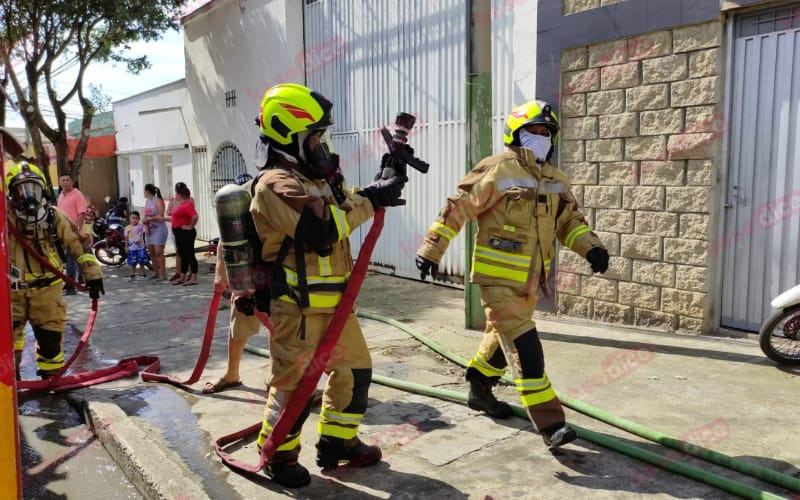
6,161,104,379
249,83,406,487
416,100,609,448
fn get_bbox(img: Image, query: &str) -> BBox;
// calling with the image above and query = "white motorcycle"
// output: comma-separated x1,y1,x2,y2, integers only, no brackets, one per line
759,284,800,365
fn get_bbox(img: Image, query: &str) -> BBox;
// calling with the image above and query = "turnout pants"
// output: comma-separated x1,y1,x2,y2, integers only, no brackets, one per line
257,299,372,462
467,285,565,431
12,283,67,373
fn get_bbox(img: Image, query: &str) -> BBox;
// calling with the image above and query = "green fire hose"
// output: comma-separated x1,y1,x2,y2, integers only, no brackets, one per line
243,310,798,499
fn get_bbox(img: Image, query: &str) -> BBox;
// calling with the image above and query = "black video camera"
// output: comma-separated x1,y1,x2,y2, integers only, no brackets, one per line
379,112,430,180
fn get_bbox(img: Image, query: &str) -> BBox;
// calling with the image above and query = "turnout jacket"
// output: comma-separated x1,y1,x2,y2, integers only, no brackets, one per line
250,160,375,312
9,206,102,286
418,146,604,294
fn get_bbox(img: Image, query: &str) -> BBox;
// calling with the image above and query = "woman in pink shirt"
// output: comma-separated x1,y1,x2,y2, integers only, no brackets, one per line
168,186,199,285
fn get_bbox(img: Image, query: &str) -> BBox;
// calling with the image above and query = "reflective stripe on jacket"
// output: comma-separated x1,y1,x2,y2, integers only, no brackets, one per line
417,146,603,293
250,163,374,311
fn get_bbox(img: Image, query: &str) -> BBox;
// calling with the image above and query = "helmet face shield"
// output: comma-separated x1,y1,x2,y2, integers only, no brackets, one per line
301,129,339,179
302,129,334,164
12,180,44,215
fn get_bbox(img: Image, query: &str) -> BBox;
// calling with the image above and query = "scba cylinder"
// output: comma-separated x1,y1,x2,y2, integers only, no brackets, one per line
214,184,258,294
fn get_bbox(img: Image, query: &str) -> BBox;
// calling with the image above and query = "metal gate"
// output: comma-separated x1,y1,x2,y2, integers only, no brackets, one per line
304,0,468,281
210,141,247,193
720,5,800,331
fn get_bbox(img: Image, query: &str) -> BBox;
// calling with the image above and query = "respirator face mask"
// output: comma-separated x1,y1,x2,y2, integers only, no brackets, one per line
12,181,46,219
301,129,340,179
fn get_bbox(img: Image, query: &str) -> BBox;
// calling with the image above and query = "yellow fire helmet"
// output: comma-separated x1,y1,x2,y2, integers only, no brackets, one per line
257,83,333,146
503,99,560,147
5,160,48,214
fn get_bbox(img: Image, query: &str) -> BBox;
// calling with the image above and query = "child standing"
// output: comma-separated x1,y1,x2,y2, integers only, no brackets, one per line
125,211,148,280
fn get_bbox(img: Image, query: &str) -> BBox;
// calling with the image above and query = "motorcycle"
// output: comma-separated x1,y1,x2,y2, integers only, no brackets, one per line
758,284,800,365
92,217,152,270
92,216,127,267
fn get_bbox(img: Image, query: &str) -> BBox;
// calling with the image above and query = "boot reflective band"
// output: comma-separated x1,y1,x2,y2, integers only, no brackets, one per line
36,351,65,371
258,421,301,451
318,408,362,440
330,205,350,241
430,222,456,241
467,353,506,378
564,224,591,250
516,373,557,407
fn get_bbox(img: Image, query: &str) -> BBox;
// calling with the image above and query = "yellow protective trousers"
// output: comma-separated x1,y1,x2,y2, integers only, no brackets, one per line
256,299,372,462
467,285,565,431
12,283,67,373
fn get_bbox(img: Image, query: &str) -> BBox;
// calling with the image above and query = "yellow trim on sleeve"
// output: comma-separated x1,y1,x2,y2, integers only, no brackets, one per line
565,224,591,249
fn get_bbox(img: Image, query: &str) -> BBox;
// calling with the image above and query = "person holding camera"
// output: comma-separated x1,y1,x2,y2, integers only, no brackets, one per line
247,84,406,487
415,100,609,448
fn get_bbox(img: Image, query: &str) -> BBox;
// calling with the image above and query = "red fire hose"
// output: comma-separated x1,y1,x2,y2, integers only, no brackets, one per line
9,222,159,394
214,208,386,476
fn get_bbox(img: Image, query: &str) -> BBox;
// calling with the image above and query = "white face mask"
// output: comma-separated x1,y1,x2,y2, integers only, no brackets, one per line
519,130,552,163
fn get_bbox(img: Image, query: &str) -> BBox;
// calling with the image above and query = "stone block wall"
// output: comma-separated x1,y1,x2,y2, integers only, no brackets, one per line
556,21,724,334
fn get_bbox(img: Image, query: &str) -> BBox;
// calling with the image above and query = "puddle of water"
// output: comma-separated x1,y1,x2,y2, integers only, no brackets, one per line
19,395,141,499
113,386,242,500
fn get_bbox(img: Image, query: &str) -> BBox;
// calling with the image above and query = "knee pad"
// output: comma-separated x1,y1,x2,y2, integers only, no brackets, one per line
513,328,545,379
32,327,62,360
342,368,371,414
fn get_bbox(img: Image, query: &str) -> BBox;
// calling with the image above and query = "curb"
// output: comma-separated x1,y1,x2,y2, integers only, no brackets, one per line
67,393,210,500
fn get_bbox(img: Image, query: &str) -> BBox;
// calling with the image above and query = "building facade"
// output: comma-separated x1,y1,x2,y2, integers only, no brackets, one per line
113,79,192,213
542,0,800,334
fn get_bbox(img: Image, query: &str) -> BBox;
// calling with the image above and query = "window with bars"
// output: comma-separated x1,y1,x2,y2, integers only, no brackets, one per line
738,4,800,37
225,89,237,108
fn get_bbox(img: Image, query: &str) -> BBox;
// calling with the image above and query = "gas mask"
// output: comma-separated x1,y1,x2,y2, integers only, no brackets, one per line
299,129,340,180
519,130,553,164
11,180,46,221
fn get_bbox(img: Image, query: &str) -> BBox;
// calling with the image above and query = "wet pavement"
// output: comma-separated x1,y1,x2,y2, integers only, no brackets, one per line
17,326,140,500
15,259,800,499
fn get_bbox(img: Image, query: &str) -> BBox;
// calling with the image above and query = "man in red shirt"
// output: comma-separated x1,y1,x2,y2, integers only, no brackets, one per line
57,173,88,295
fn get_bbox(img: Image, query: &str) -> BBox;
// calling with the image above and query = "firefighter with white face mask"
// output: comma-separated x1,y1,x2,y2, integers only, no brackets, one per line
6,161,104,379
416,99,609,448
248,83,406,487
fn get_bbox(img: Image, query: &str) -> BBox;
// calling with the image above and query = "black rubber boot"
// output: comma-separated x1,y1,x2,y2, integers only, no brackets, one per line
541,422,578,448
466,368,512,419
316,436,382,471
14,351,22,380
264,460,311,488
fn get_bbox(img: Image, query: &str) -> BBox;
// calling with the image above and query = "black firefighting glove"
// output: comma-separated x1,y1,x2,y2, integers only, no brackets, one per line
86,279,105,299
415,255,438,281
234,296,256,316
359,175,408,209
586,247,610,274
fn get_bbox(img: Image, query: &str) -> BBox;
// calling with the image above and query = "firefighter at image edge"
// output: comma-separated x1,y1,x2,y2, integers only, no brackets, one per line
416,99,610,448
6,160,104,380
247,83,407,487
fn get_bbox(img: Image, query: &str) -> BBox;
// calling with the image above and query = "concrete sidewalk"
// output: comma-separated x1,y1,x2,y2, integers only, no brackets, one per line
60,268,800,499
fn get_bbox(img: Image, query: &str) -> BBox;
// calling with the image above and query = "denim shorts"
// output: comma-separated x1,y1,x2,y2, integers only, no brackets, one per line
127,248,149,266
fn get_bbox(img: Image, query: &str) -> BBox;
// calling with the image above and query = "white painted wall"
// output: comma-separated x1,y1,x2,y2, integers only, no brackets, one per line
113,79,192,214
182,0,303,239
492,0,538,154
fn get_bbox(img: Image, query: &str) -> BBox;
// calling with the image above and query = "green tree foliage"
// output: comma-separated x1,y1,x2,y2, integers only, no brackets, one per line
0,0,187,179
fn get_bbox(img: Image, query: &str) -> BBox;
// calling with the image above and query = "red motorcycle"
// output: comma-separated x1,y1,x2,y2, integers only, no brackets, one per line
92,216,152,269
